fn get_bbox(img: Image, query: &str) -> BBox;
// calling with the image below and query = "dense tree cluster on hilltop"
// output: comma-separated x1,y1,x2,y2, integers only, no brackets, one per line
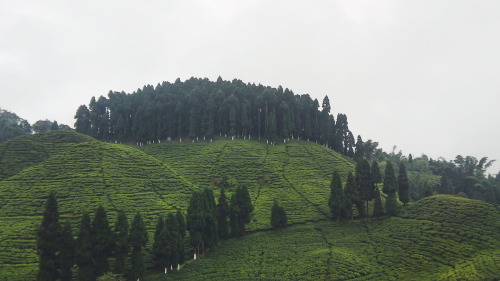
73,77,359,155
0,108,71,143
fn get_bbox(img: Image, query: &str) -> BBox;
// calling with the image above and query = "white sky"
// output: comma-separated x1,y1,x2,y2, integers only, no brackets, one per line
1,0,499,174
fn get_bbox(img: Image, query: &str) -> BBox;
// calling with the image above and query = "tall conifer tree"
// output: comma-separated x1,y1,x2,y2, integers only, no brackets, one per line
113,210,129,274
328,171,347,221
92,206,114,277
37,192,61,281
129,213,148,281
59,222,75,281
398,163,410,206
217,188,230,239
75,213,94,281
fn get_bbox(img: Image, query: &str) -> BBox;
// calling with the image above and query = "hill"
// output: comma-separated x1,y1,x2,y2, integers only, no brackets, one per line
0,131,354,280
146,195,500,281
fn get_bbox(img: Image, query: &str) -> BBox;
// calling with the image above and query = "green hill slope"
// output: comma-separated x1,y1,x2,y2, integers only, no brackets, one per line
138,139,354,229
0,132,354,280
0,132,195,279
147,195,500,281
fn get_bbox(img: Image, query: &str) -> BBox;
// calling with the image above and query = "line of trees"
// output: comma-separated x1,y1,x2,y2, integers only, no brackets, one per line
37,193,148,281
185,186,253,258
73,77,359,156
328,159,410,220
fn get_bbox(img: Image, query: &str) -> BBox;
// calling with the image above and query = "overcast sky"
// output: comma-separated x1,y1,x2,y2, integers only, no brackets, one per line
1,0,499,174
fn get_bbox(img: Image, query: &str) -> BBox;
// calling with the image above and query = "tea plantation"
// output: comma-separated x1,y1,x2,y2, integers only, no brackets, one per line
1,131,499,280
0,132,353,279
146,195,500,281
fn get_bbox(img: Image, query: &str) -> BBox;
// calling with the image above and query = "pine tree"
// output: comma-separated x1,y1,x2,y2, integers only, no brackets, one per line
129,213,148,281
270,200,288,228
37,192,61,281
202,187,218,248
59,222,75,281
235,186,253,235
175,211,186,264
344,172,357,220
217,188,229,239
328,171,347,221
372,188,384,217
113,210,129,274
228,193,241,237
356,159,374,218
75,213,94,281
152,215,167,268
383,162,397,194
385,192,399,216
187,190,205,256
165,212,181,268
397,163,410,206
92,206,114,277
354,135,364,161
371,161,382,184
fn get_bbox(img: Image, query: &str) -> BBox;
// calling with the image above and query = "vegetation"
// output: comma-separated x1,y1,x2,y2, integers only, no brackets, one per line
270,200,288,229
146,195,500,281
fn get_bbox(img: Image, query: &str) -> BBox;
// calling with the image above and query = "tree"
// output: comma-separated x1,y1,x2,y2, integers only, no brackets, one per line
228,193,241,237
328,171,347,221
59,222,75,281
270,200,288,228
383,162,397,194
75,213,94,281
439,175,453,194
385,192,399,216
217,188,230,239
153,215,167,268
175,211,186,263
356,159,374,218
129,213,148,281
235,186,253,234
37,192,61,281
92,206,114,277
187,190,205,256
371,161,382,184
372,188,384,217
344,172,357,220
165,212,182,268
202,187,218,248
354,135,365,161
397,163,410,206
113,210,129,274
33,119,53,134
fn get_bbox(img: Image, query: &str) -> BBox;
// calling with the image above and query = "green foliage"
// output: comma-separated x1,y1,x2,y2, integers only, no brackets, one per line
383,162,397,194
328,171,348,220
385,192,399,216
270,200,288,228
398,163,410,205
59,222,75,281
92,206,114,276
371,161,381,184
152,215,167,268
36,192,61,281
372,188,384,217
344,172,357,219
147,196,500,281
75,213,94,281
129,213,147,281
113,210,129,274
217,188,229,239
96,272,126,281
0,107,31,143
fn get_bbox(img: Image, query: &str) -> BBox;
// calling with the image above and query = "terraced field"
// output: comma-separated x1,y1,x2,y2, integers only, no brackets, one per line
0,132,354,280
146,195,500,281
139,139,355,229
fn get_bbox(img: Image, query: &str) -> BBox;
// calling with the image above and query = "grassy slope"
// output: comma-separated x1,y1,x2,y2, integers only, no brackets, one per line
0,133,195,279
0,133,354,280
147,195,500,281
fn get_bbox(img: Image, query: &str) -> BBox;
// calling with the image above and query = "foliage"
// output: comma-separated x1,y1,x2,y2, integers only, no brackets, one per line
92,206,115,276
328,171,348,221
0,107,31,143
36,192,61,281
216,188,229,239
397,163,410,205
383,162,397,194
270,200,288,228
75,213,94,281
129,213,148,281
372,188,384,217
147,196,500,281
113,210,129,274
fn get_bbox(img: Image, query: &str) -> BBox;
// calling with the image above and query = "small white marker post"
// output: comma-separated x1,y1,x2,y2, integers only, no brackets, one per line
165,267,167,274
194,253,197,260
177,264,180,270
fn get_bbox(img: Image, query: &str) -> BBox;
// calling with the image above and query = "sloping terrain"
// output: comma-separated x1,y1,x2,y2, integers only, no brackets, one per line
0,132,194,279
138,139,354,229
0,132,354,280
147,195,500,281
